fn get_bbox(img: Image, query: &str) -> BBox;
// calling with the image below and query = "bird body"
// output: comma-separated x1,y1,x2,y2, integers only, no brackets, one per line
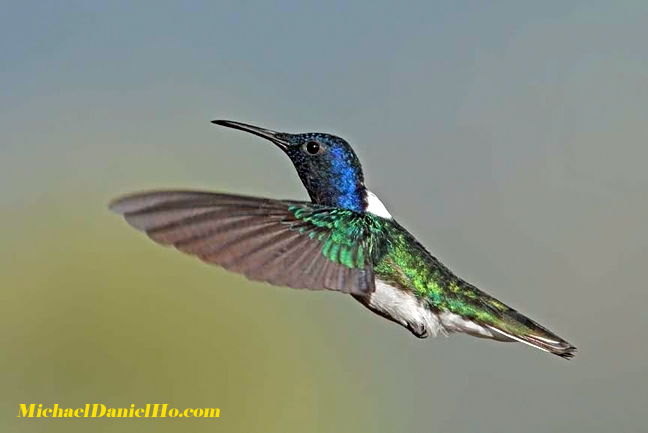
111,120,576,359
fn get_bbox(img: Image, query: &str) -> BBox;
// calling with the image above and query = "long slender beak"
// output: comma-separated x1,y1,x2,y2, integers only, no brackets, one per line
211,120,289,150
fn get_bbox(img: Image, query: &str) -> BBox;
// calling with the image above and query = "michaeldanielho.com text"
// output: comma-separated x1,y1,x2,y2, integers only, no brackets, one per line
17,404,220,418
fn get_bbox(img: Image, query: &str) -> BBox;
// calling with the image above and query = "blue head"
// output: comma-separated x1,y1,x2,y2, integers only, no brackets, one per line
213,120,367,212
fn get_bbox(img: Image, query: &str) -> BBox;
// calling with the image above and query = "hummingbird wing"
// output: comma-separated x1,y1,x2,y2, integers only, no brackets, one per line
109,190,376,294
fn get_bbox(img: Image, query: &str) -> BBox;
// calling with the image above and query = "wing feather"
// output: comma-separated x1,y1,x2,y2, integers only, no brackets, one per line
110,190,376,294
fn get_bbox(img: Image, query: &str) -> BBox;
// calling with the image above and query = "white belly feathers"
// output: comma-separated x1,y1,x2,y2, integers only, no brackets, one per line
366,280,496,339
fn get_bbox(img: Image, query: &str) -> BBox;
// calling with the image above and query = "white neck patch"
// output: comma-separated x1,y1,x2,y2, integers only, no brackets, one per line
365,190,392,219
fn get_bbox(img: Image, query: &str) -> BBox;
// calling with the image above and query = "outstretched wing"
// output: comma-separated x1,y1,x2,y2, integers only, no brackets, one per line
109,190,377,294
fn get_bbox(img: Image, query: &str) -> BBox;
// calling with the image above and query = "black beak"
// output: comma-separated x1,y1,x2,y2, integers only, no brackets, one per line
211,120,289,150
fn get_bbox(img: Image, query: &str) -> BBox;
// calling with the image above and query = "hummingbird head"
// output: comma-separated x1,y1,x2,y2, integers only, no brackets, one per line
212,120,367,212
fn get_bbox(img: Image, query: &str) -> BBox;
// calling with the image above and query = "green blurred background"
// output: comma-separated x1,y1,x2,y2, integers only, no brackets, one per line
2,2,647,432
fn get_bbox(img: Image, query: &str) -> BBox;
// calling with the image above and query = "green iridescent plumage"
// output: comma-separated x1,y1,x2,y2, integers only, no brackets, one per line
288,205,557,341
288,205,385,269
370,222,535,335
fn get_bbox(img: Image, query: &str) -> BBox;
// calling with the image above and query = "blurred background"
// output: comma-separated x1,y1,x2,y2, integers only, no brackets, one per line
2,1,647,432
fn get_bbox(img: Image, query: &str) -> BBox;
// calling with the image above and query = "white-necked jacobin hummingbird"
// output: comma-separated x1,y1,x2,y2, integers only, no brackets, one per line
111,120,576,359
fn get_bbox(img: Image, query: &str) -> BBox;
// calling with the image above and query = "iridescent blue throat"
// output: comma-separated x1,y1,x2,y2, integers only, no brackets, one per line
302,146,366,212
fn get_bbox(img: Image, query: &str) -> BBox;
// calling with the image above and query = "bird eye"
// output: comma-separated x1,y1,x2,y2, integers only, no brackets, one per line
304,141,321,155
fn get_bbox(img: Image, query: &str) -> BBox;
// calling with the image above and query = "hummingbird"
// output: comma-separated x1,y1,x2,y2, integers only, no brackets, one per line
110,120,576,359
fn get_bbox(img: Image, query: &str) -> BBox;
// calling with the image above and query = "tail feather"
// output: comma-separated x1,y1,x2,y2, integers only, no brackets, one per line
487,325,577,360
480,305,577,360
449,285,578,359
